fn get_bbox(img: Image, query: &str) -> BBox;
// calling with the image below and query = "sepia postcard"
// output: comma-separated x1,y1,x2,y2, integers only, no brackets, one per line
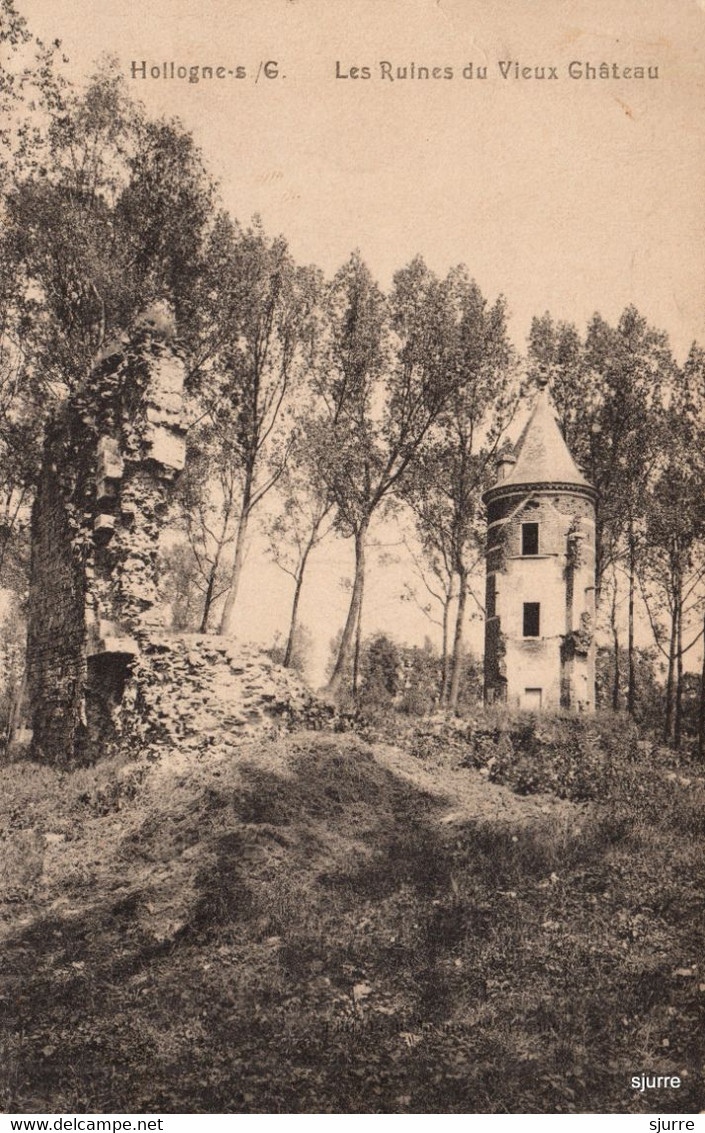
1,0,704,1121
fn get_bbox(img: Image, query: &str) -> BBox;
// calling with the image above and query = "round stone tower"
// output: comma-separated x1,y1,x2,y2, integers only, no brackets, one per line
482,381,598,712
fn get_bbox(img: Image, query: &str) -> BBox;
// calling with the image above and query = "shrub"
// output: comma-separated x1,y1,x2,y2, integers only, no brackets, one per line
362,633,401,704
407,709,653,802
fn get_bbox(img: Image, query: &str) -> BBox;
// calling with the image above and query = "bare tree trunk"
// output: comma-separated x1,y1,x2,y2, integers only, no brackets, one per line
352,598,363,698
594,511,603,608
284,541,314,667
201,495,236,634
327,519,369,697
219,470,254,636
284,572,304,667
610,577,620,711
675,572,684,750
0,531,9,583
440,604,450,704
698,613,705,762
439,578,455,706
218,508,249,635
664,604,678,743
447,572,468,713
6,668,27,745
199,563,218,633
627,526,636,716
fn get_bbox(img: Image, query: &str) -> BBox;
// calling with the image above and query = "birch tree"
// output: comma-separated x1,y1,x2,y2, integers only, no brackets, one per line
405,271,515,710
6,62,215,394
638,343,705,745
316,253,457,697
529,307,674,714
264,451,334,668
185,217,321,635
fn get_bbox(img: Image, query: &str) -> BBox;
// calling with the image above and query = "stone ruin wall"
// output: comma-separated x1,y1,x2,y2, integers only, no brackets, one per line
123,634,336,763
26,309,187,765
24,308,336,767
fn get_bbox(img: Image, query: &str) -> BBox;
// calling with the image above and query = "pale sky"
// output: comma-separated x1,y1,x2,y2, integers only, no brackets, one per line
21,0,705,360
16,0,705,677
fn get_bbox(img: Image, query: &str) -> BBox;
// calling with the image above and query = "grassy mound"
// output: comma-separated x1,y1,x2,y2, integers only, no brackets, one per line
1,727,703,1113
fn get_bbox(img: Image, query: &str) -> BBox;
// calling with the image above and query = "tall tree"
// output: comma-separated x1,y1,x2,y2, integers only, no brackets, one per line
6,62,215,396
400,535,456,702
638,342,705,745
311,252,391,696
530,307,675,714
315,253,458,698
171,417,240,632
527,314,593,457
405,271,515,710
0,51,219,720
0,0,66,589
186,219,321,635
0,0,66,188
263,446,334,667
0,218,42,587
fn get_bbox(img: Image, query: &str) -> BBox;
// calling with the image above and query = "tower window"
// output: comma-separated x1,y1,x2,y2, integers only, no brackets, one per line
522,522,539,555
523,602,540,637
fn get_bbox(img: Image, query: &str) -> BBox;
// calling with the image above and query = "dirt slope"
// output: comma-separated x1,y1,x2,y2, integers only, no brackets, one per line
1,731,702,1114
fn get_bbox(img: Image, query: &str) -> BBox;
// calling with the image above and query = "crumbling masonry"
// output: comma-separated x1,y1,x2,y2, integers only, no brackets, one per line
25,307,334,766
26,307,188,764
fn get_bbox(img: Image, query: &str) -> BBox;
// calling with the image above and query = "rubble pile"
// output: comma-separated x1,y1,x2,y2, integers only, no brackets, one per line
121,633,337,757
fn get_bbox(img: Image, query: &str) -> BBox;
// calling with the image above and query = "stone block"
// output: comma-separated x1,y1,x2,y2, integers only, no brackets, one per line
144,424,186,471
96,435,124,482
93,514,116,543
87,619,139,658
96,477,119,504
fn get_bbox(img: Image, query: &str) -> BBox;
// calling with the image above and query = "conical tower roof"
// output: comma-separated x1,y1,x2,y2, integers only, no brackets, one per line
485,384,595,500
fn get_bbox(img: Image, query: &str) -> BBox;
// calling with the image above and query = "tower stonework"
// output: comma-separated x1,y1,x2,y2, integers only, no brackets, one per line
482,386,597,712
